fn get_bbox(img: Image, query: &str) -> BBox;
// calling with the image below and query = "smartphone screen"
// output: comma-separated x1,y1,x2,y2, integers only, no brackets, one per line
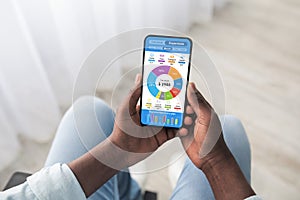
140,35,192,128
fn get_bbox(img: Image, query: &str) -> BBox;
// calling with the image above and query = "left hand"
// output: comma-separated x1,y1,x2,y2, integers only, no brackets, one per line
109,74,176,166
69,74,177,197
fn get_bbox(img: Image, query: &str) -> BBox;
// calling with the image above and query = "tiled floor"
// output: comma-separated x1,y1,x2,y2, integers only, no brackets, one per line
1,0,300,199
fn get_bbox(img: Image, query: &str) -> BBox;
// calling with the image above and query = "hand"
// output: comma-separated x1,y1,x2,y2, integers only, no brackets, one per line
109,74,176,167
178,83,256,200
69,80,255,199
69,74,176,197
178,82,227,169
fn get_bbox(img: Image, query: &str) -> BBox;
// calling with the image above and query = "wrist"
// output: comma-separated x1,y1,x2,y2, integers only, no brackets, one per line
90,138,129,170
200,142,234,173
199,140,256,199
68,140,121,197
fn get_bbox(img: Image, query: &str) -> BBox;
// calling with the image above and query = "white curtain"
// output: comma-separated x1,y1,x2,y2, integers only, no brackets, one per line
0,0,228,170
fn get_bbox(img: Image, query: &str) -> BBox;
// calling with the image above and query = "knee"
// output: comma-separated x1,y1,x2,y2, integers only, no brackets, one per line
72,96,115,138
73,96,109,111
73,95,115,120
219,115,250,149
72,96,113,116
220,115,251,182
220,115,244,132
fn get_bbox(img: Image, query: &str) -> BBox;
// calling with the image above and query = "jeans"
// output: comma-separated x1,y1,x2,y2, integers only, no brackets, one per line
45,96,251,200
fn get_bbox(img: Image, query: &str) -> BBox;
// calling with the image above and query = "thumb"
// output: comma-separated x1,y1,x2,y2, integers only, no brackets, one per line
187,82,211,117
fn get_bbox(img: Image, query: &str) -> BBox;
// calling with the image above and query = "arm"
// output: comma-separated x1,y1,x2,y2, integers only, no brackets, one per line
69,74,176,197
68,140,119,197
179,83,255,200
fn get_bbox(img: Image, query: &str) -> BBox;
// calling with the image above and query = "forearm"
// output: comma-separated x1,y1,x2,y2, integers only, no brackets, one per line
202,147,255,200
68,139,122,197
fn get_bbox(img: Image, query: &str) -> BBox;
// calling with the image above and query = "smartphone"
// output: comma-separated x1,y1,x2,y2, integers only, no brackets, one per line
140,35,192,129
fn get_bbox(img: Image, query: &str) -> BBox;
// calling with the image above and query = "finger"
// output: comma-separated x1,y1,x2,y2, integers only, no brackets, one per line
165,128,177,140
184,116,193,126
190,82,213,109
128,74,142,115
154,134,160,147
185,105,194,115
135,105,141,117
178,116,194,137
187,82,210,116
177,128,188,137
168,129,177,138
132,105,141,123
136,104,140,111
153,129,176,148
166,129,170,140
152,131,166,147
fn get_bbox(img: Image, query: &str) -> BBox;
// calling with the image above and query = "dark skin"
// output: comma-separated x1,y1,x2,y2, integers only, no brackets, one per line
69,74,256,199
178,82,255,199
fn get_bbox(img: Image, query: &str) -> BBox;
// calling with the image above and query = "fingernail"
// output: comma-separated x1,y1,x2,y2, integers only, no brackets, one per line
135,74,140,84
190,82,196,89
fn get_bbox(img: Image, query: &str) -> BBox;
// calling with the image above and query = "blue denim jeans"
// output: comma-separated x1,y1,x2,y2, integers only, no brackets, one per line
45,96,251,200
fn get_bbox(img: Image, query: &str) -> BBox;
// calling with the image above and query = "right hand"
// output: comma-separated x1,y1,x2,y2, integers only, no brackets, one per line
178,82,228,169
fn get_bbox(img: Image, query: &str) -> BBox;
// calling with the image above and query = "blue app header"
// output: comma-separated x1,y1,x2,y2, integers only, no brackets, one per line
145,35,192,54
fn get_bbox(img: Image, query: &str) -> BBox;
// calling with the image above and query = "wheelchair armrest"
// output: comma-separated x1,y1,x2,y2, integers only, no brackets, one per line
3,172,32,191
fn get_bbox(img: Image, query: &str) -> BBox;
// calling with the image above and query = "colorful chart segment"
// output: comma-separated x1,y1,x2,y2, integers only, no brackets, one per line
147,65,183,100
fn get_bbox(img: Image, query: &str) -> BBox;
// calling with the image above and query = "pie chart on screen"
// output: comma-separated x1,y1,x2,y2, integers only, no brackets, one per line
147,65,183,100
